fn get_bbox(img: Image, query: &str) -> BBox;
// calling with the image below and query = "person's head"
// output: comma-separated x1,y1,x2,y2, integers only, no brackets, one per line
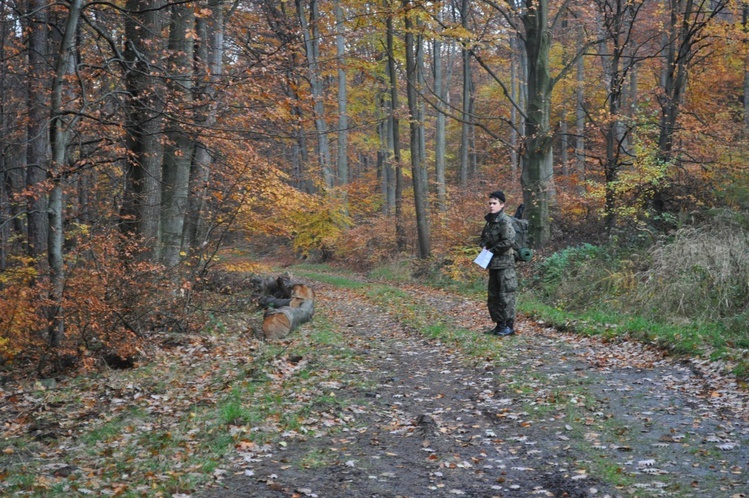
488,190,505,214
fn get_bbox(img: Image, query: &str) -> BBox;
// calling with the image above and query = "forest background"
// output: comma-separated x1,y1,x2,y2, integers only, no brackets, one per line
0,0,748,379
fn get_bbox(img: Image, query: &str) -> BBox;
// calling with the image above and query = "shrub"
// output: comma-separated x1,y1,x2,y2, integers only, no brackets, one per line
628,210,749,322
333,215,402,271
530,209,749,332
0,231,207,376
534,243,612,305
0,284,42,364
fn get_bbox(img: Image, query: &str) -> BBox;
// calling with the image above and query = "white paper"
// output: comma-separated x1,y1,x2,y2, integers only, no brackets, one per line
473,248,493,269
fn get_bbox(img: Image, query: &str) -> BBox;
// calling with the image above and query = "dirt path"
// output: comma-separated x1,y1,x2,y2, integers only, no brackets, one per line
199,277,749,498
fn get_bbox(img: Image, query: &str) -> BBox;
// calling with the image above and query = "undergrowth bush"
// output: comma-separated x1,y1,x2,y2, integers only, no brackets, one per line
533,243,621,310
0,232,207,376
0,284,42,364
628,210,749,324
531,209,749,331
333,215,404,271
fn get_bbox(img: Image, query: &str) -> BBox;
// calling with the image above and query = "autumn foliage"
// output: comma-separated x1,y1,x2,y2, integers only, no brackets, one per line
2,0,749,377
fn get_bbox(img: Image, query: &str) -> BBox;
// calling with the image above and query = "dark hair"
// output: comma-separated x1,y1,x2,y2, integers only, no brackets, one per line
489,190,506,203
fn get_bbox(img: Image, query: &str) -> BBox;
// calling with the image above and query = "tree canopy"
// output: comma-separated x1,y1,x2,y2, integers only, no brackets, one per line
1,0,747,369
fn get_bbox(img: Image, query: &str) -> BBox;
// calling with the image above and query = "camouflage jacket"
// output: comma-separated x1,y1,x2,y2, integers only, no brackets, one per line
480,210,516,270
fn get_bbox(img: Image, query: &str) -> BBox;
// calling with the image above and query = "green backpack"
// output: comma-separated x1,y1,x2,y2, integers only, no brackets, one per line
510,204,533,262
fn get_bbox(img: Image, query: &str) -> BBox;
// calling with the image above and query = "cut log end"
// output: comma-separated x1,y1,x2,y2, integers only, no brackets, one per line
262,311,292,340
291,284,314,301
259,278,315,340
262,296,314,340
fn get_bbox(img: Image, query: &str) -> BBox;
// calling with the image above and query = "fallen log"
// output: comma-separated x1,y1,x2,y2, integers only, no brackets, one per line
258,296,292,309
251,274,292,298
258,283,314,310
256,278,316,339
290,283,314,302
263,298,314,340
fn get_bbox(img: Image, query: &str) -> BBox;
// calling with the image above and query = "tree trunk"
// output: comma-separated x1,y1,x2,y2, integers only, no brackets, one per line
654,0,727,212
290,82,312,193
416,31,428,195
602,33,622,235
404,0,430,259
459,0,471,188
560,109,568,175
378,92,395,215
122,0,165,258
184,0,225,255
518,0,554,247
433,34,447,213
510,38,519,179
0,13,24,271
263,298,314,339
161,3,195,268
25,0,49,260
745,5,749,128
263,0,313,193
575,26,586,180
296,0,333,189
335,0,349,185
386,4,406,251
47,0,83,347
593,0,644,234
259,281,315,339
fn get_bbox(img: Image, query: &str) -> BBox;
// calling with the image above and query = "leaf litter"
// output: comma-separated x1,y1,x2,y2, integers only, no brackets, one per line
1,274,748,497
196,278,749,497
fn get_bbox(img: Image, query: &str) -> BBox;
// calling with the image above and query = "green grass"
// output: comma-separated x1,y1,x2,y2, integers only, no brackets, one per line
220,398,251,425
0,293,378,497
518,291,749,382
589,458,633,489
82,417,126,445
299,448,334,469
367,260,413,283
298,254,749,385
308,316,345,345
294,266,368,289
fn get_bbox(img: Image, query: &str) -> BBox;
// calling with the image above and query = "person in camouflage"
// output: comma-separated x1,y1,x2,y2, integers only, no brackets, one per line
479,190,517,336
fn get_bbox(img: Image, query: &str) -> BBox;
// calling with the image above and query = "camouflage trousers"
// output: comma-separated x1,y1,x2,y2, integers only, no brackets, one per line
487,267,517,324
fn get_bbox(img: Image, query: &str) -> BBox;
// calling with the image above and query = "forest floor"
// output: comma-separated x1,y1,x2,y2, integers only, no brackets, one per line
197,268,749,498
1,265,749,497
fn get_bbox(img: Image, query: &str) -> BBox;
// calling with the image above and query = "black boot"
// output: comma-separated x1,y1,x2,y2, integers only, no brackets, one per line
496,319,515,336
484,323,502,335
